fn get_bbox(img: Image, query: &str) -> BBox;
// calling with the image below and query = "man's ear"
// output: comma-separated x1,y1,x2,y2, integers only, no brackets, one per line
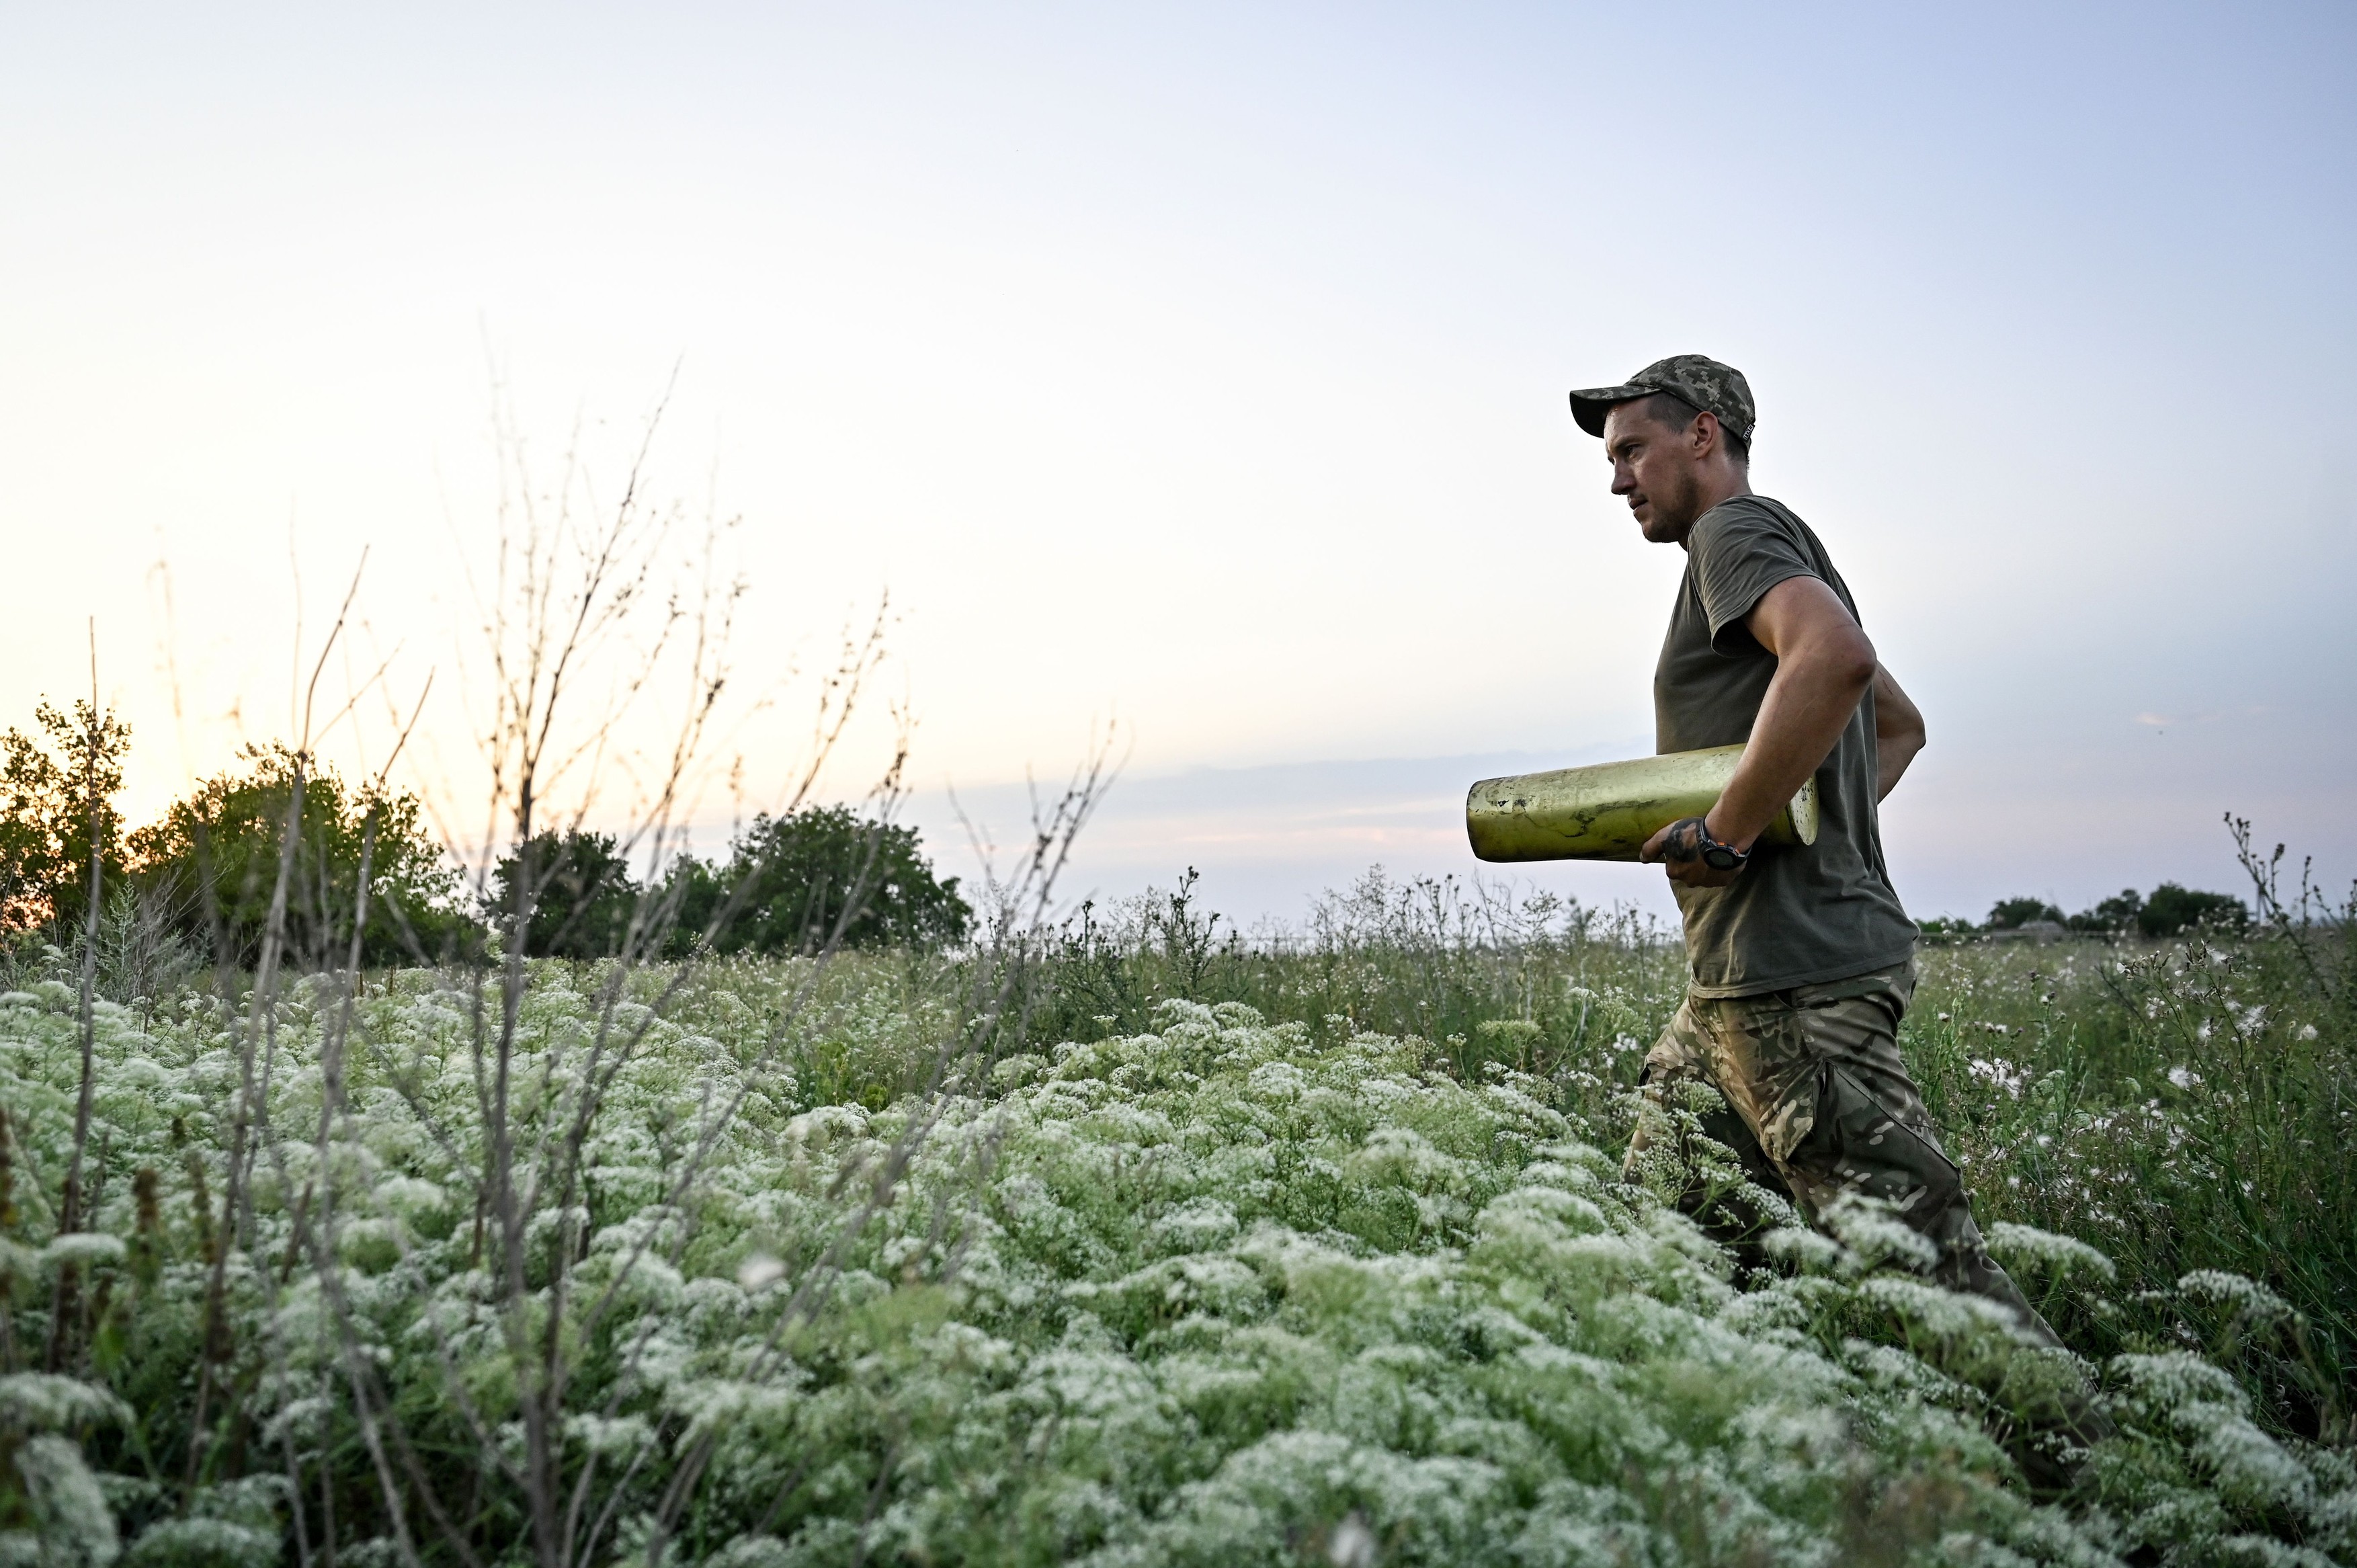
1690,410,1721,460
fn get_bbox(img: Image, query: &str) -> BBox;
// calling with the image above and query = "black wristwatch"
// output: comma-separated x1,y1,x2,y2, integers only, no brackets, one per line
1663,816,1750,872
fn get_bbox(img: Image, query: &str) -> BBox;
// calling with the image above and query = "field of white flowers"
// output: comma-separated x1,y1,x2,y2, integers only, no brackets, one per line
5,924,2354,1568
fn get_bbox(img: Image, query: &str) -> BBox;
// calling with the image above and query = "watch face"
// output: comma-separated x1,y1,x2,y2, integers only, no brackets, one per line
1702,845,1742,870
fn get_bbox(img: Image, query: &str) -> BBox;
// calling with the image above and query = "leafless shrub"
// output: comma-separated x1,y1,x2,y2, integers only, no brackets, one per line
140,391,1112,1568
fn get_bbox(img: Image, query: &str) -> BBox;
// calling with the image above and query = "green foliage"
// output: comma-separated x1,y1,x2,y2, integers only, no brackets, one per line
1936,887,2252,940
665,806,974,957
1061,871,2357,1446
1016,869,1681,1083
125,745,473,967
0,702,133,936
488,829,643,958
1988,897,2065,930
2069,889,2151,935
2053,885,2248,938
3,954,2351,1567
0,694,970,970
1900,930,2354,1444
0,1372,130,1567
0,831,2350,1567
2136,882,2249,938
479,811,974,961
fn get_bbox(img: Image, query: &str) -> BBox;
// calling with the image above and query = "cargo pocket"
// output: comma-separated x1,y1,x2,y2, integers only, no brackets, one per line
1725,998,1820,1168
1792,1063,1964,1225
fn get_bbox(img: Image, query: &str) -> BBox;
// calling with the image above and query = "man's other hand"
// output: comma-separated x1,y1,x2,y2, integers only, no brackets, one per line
1641,817,1742,889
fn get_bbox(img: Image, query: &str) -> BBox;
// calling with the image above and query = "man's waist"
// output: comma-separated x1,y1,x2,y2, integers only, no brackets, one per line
1682,943,1918,1001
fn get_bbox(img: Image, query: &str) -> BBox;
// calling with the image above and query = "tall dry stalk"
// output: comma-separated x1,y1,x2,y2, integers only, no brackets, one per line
42,625,108,1374
179,561,380,1498
239,390,1112,1568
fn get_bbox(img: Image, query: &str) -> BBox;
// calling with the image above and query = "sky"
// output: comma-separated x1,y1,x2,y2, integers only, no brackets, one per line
2,1,2352,929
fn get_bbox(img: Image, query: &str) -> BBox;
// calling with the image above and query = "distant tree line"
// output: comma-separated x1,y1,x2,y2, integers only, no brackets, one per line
1919,883,2249,940
490,806,973,960
0,700,971,967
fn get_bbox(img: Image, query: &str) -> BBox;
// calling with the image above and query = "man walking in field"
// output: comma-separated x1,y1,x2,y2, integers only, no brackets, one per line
1565,355,2061,1340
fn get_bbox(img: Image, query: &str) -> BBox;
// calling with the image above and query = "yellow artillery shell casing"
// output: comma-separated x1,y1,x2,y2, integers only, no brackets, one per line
1464,745,1820,864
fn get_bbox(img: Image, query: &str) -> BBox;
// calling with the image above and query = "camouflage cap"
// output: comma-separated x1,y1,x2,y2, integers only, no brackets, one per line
1567,354,1755,441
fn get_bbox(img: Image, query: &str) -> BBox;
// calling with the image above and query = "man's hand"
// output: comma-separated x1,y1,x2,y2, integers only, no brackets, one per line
1641,816,1741,887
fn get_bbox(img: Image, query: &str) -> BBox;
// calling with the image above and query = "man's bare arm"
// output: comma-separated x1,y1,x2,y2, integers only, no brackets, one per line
1871,665,1926,801
1642,574,1874,886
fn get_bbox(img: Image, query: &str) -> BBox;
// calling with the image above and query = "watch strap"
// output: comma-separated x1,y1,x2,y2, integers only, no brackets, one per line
1662,816,1750,870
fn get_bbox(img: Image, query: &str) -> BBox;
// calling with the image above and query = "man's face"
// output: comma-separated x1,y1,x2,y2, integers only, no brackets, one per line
1603,401,1705,544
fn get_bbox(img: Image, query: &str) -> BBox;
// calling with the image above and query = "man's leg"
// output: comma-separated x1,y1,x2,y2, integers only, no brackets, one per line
1630,970,2051,1335
1622,998,1799,1266
1661,968,2108,1484
1777,968,2116,1479
1755,966,2061,1344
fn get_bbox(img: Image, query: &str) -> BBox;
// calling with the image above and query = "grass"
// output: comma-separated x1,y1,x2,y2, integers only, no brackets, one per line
1,866,2352,1567
1008,869,2357,1446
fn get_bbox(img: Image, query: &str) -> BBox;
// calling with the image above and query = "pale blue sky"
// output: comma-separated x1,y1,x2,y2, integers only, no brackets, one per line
3,3,2351,925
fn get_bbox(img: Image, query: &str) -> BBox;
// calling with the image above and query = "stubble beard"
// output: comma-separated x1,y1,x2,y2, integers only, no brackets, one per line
1641,463,1703,544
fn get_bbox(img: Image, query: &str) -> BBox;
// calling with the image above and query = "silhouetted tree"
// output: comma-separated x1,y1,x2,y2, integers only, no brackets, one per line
2136,882,2247,938
2067,889,2148,934
1986,897,2064,930
487,830,643,959
0,700,132,934
666,806,972,956
129,745,474,966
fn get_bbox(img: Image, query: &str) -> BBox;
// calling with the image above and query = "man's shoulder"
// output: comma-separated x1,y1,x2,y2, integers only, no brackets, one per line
1689,494,1817,562
1694,493,1803,536
1693,495,1858,620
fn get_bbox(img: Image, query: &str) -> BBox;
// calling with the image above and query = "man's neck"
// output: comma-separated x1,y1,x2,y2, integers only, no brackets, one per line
1670,467,1753,548
1697,467,1753,514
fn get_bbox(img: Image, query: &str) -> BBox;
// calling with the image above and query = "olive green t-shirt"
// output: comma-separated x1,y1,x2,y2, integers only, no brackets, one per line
1655,495,1916,997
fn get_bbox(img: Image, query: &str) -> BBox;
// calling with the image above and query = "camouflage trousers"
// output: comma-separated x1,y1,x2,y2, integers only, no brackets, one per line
1623,961,2061,1347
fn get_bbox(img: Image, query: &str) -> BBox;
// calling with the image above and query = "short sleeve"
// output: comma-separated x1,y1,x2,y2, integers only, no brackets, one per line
1688,501,1820,657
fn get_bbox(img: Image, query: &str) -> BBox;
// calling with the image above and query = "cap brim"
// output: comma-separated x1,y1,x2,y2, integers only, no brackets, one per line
1566,382,1653,438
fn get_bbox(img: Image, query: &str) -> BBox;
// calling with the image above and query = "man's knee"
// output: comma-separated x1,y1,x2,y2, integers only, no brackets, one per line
1777,1062,2072,1342
1623,1016,1797,1235
1620,1011,1711,1175
1638,1007,1712,1095
1783,1061,1966,1231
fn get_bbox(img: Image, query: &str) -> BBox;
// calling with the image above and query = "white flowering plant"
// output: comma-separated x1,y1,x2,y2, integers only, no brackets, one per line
4,961,2351,1568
